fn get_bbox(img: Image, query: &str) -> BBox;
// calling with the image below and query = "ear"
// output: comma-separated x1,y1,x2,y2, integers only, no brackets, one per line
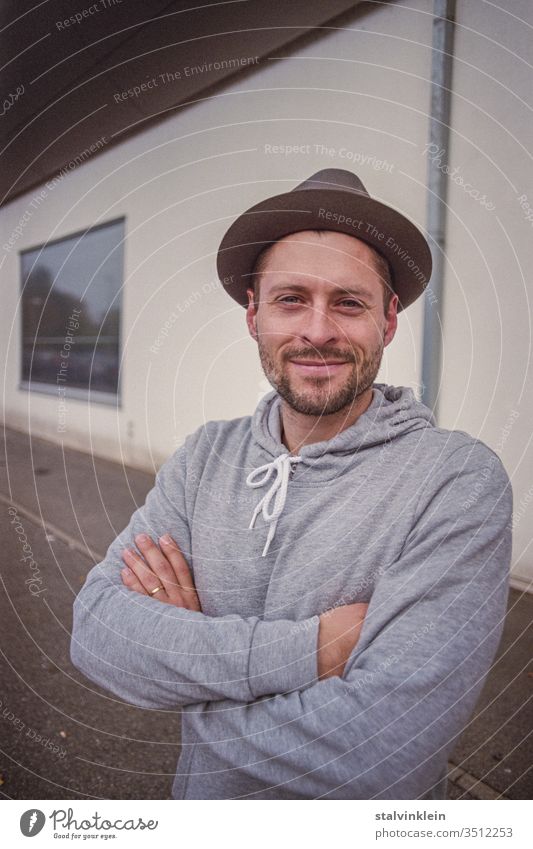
246,287,258,340
383,294,399,347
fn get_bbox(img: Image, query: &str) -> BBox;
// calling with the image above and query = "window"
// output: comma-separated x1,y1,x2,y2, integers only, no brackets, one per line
20,218,124,403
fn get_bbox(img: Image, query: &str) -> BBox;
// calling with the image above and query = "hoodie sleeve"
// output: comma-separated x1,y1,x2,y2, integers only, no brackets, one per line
70,441,319,709
192,443,513,799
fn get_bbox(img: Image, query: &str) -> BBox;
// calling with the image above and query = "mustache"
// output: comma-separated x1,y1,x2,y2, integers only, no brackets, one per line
283,348,357,363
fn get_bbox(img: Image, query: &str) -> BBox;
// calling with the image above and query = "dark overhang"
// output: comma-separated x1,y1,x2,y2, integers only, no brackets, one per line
1,0,377,206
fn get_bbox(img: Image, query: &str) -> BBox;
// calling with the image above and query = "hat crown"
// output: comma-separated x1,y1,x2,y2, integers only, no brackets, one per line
294,168,370,197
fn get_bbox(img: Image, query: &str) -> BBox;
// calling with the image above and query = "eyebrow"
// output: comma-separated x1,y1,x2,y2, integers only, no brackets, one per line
266,282,375,299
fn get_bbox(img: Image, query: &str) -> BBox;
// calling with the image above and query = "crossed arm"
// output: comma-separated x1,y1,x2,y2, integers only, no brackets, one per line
119,531,367,680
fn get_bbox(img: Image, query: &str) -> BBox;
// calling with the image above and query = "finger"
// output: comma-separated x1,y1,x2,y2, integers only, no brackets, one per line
122,547,170,602
159,535,201,612
120,565,148,596
133,534,184,604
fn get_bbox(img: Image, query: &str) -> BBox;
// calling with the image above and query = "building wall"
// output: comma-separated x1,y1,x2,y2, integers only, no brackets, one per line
1,0,530,585
438,0,533,589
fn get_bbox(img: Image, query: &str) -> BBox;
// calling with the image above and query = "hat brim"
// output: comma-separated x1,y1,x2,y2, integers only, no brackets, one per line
216,187,432,312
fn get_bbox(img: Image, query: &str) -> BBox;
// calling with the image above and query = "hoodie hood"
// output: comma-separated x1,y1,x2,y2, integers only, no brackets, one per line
252,382,436,472
245,383,436,555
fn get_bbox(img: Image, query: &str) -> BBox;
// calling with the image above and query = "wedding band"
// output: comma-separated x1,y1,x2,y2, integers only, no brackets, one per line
150,585,164,596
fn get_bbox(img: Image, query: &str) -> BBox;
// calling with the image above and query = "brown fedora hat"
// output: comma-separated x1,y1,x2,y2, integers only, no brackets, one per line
216,168,432,312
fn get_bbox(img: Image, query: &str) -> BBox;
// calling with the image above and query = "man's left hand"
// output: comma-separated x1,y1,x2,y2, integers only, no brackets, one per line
120,533,201,611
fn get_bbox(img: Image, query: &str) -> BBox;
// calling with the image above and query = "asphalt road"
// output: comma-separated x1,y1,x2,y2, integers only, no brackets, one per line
1,427,180,799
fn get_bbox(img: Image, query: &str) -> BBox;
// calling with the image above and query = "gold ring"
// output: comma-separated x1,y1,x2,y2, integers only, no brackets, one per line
150,585,164,596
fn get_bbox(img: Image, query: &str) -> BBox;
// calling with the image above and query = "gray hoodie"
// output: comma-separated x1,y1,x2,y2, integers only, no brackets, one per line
70,383,513,799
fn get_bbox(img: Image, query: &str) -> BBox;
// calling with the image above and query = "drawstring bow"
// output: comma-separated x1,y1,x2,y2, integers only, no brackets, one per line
246,453,302,556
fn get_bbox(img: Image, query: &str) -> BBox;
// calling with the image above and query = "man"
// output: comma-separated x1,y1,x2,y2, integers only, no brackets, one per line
70,169,513,800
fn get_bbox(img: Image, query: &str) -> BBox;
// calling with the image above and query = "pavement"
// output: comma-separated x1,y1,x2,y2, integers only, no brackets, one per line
1,424,531,800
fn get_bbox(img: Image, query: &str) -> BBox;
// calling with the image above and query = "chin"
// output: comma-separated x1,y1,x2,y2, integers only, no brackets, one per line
283,387,355,417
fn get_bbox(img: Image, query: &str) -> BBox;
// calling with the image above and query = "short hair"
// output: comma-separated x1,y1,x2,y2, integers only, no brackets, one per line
250,229,394,314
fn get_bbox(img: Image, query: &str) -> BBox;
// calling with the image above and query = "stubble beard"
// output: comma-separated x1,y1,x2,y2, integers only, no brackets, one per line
257,335,385,417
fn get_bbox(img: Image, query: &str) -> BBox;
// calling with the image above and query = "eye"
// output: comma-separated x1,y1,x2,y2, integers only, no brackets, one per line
339,299,364,308
277,295,302,304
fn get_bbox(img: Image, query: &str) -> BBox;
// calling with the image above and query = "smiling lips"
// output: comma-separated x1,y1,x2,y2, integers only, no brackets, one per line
288,359,351,376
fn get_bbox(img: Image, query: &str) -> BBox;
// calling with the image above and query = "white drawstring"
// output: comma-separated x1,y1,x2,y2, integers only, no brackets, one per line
246,453,302,556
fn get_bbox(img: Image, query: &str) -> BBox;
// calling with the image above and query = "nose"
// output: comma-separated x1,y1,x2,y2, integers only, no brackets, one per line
299,304,339,349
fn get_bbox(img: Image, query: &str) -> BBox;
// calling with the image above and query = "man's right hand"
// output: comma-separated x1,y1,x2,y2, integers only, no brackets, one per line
317,602,369,680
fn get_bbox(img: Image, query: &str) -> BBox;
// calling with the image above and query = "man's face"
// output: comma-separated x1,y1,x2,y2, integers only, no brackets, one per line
245,230,398,417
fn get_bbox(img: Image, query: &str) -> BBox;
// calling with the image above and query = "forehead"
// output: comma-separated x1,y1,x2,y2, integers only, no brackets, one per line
262,230,377,268
257,231,385,295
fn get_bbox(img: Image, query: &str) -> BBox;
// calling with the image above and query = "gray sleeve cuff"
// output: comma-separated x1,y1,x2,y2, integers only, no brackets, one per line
248,615,320,698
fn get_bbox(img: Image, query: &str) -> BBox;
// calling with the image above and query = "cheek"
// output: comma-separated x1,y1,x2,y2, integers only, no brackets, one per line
342,316,385,342
256,317,292,346
336,331,383,361
336,321,369,344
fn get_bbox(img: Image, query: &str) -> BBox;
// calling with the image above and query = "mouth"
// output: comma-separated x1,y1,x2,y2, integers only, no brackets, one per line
288,359,350,376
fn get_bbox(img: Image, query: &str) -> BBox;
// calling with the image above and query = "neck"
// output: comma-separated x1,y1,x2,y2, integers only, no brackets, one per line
279,387,374,454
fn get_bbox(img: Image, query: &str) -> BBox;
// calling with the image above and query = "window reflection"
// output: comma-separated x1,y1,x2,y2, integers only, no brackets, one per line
20,219,124,397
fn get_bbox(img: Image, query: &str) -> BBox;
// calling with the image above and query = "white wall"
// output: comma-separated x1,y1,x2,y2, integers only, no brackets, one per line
438,0,533,589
